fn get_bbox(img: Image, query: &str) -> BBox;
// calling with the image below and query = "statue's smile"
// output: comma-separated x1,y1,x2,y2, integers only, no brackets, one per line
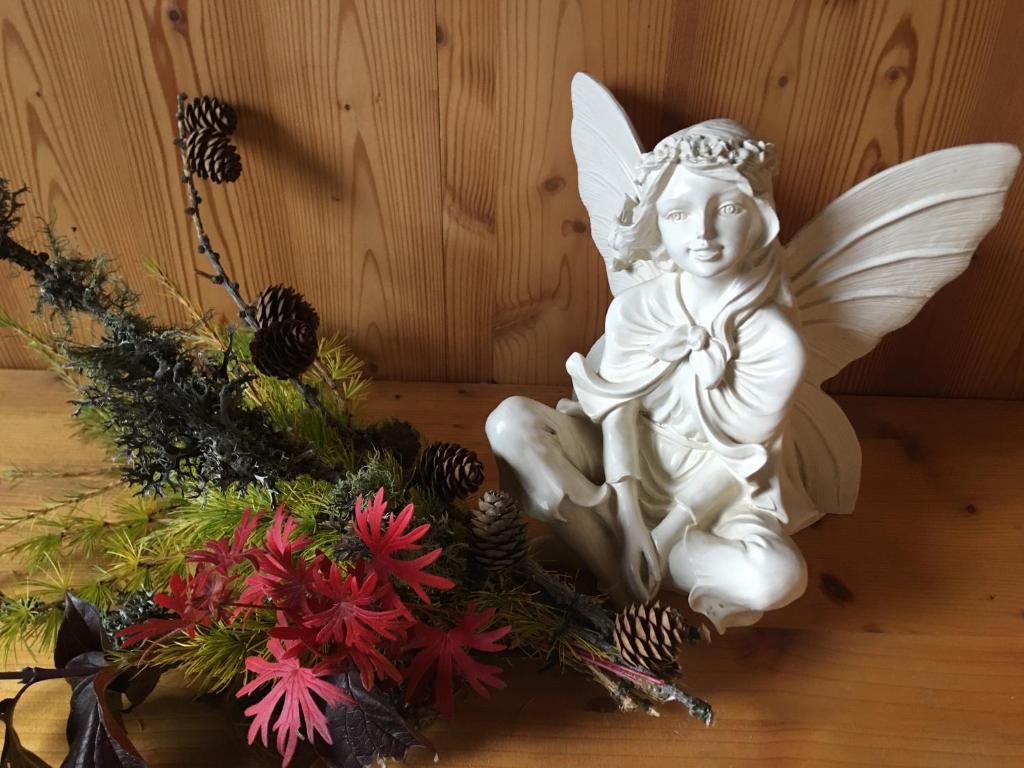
689,246,722,261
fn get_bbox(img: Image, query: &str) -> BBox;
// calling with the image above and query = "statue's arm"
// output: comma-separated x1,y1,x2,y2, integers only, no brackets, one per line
601,398,649,546
602,398,641,485
600,398,662,599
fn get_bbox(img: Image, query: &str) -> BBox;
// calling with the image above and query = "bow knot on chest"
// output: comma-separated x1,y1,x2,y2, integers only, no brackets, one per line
646,323,731,389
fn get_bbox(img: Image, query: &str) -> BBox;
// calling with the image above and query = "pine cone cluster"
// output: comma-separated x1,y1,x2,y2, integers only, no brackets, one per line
471,490,528,572
255,283,320,330
185,129,241,183
414,441,484,501
613,601,687,678
183,95,238,135
182,95,241,184
250,284,320,379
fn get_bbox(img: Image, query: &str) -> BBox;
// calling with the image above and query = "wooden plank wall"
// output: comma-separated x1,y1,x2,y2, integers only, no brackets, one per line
0,0,1022,397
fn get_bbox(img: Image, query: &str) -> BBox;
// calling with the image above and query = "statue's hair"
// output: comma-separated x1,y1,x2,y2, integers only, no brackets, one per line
608,119,779,268
608,119,793,363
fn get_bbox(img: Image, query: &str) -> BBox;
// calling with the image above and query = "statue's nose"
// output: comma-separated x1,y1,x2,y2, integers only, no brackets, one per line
689,205,718,241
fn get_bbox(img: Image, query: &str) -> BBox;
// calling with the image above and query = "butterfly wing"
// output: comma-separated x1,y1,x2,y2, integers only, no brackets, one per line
781,143,1020,526
785,143,1021,386
571,73,661,297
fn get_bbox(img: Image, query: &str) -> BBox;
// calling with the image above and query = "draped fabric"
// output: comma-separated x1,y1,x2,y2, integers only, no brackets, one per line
565,271,816,528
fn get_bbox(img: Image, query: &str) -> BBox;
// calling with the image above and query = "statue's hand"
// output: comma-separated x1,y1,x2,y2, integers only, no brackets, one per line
613,479,662,601
623,526,662,602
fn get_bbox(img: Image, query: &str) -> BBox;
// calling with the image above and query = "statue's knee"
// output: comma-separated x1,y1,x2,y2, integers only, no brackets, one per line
740,542,807,612
486,396,538,452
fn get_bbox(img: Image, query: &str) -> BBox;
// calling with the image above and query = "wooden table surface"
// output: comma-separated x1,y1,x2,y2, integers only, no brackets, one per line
1,369,1022,767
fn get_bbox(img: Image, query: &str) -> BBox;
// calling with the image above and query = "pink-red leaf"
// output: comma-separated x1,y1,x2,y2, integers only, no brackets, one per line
236,638,351,767
403,603,510,717
352,489,453,602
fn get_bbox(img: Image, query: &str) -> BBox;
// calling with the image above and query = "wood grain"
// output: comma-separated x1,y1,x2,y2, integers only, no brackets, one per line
2,370,1023,766
0,0,446,380
1,0,1023,396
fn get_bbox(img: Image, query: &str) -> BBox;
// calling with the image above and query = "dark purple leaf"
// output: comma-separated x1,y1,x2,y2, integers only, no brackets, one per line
62,652,107,689
111,668,162,712
313,671,426,768
54,594,106,670
61,668,146,768
1,695,51,767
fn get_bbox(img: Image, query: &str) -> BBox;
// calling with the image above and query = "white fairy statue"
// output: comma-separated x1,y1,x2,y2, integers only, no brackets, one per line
486,73,1020,632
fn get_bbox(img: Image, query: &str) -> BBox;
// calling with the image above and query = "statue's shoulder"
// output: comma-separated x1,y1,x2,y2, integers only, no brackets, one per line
739,302,806,369
753,303,801,337
606,272,676,316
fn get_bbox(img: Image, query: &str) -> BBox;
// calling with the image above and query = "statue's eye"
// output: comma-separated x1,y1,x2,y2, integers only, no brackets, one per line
665,210,687,222
718,202,743,216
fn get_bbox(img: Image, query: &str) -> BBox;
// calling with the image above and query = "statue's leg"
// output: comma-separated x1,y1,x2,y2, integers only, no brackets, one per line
649,449,739,554
486,396,626,601
486,397,608,518
666,503,807,633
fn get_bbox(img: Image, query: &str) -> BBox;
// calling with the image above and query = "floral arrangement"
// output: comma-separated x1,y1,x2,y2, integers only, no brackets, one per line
0,94,711,767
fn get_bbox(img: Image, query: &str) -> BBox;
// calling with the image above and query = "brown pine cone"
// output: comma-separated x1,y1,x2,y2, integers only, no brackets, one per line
254,284,320,331
183,95,238,136
185,128,241,183
613,601,687,678
414,441,484,501
250,319,318,379
355,420,422,471
471,490,528,571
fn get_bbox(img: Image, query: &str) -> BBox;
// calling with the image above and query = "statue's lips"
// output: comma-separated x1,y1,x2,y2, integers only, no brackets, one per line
689,247,723,261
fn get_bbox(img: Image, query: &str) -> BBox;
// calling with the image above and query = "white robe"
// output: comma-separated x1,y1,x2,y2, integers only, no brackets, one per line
562,270,818,533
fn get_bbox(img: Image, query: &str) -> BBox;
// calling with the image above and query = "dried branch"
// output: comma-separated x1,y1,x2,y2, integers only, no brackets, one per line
579,650,713,724
514,561,712,724
172,91,349,433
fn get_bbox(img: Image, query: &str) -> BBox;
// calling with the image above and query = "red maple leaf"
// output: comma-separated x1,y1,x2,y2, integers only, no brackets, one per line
403,603,511,717
237,637,351,767
239,505,322,615
353,488,453,602
302,564,406,688
188,507,262,574
116,569,233,646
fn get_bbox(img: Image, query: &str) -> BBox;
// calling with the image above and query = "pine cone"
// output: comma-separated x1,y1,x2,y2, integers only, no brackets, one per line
183,95,238,136
613,601,687,678
185,128,241,183
414,441,484,501
355,419,422,470
250,319,318,379
471,490,528,571
254,284,320,331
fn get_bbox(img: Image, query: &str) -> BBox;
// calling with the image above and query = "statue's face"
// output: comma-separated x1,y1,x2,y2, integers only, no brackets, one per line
655,165,763,279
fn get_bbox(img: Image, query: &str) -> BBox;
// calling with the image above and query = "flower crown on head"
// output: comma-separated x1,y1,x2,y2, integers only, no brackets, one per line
636,133,779,183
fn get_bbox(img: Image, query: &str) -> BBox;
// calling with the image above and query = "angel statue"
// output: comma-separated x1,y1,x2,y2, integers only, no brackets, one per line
486,73,1020,632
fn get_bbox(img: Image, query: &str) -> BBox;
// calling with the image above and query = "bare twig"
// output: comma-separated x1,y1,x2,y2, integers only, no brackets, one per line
172,92,350,433
0,664,106,684
518,559,615,636
145,259,269,409
172,95,256,329
579,650,713,725
516,560,712,723
584,662,641,712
